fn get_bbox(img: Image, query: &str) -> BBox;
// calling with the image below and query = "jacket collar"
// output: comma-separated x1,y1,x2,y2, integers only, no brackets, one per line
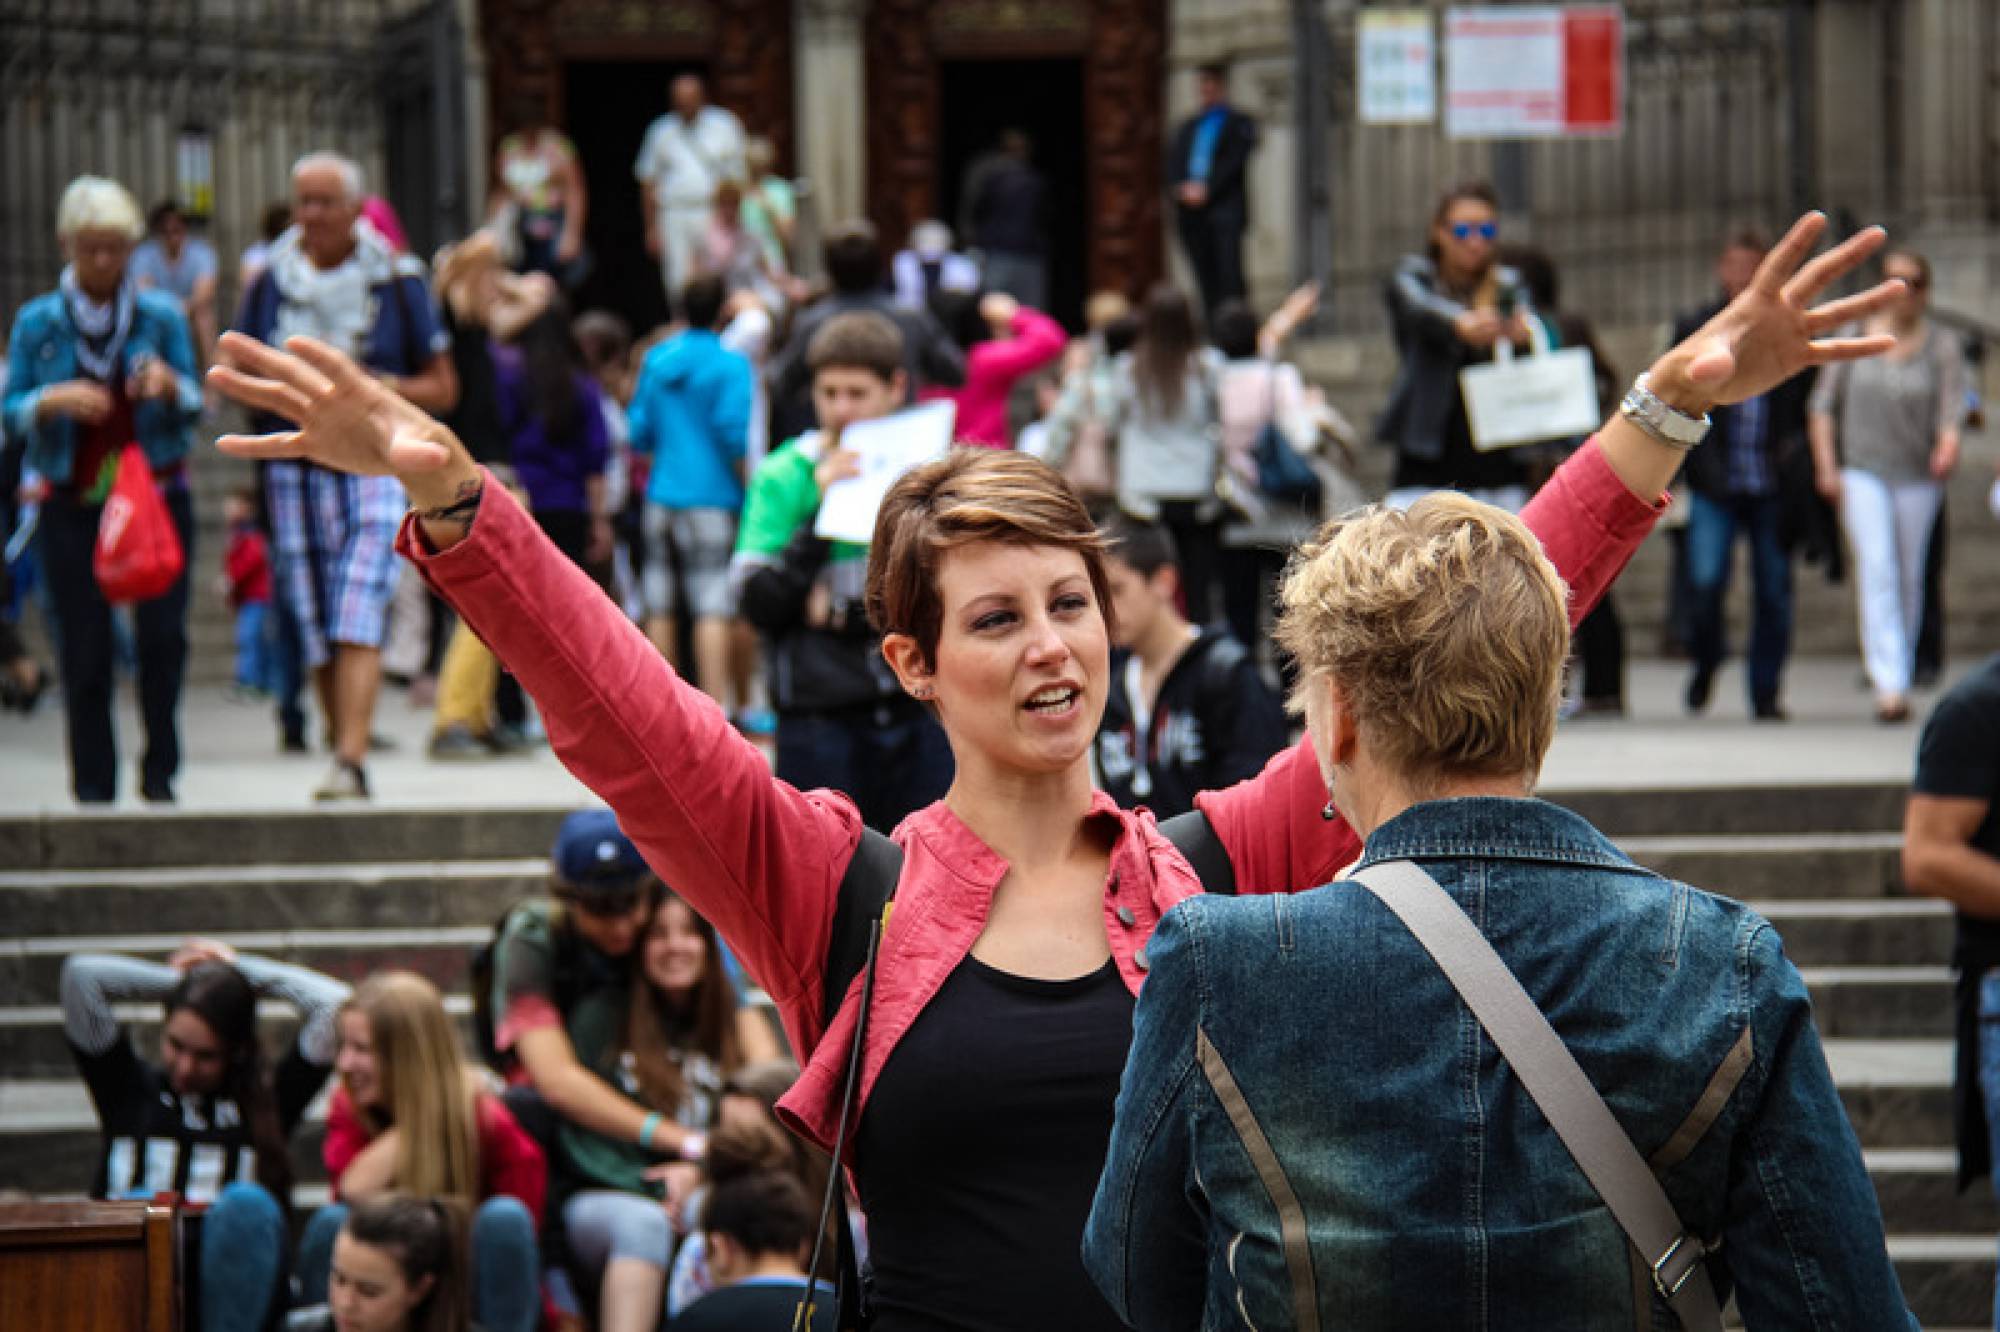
1355,796,1633,873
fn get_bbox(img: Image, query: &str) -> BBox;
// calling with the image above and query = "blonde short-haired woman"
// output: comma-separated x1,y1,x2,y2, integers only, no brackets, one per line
1085,494,1916,1328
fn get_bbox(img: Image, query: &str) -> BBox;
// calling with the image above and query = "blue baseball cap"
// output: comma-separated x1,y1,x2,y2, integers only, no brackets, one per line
552,809,650,900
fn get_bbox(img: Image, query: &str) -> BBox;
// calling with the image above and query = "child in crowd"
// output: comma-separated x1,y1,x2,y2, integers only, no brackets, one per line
668,1171,834,1331
222,486,273,698
60,941,348,1332
1090,512,1288,819
629,274,754,709
286,1193,473,1332
300,971,543,1332
730,313,954,831
549,875,781,1332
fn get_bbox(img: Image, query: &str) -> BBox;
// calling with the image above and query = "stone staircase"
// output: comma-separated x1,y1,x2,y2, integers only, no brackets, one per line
0,787,1990,1323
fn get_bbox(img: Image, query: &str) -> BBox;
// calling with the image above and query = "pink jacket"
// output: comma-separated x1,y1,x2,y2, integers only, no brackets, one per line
397,440,1661,1151
950,308,1067,447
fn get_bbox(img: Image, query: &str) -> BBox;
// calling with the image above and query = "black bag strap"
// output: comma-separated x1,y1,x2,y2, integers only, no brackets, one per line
1160,809,1236,896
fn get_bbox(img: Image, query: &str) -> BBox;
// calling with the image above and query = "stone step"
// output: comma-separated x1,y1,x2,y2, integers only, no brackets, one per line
1755,898,1953,969
1617,832,1906,900
0,785,1907,873
1868,1150,2000,1237
1833,1039,1954,1150
1886,1236,1994,1328
2,928,492,1006
1544,783,1905,839
0,860,545,938
1803,967,1952,1040
0,807,574,872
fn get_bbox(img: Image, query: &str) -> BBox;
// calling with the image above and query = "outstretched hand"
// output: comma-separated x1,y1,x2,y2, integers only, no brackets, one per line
1657,213,1903,412
207,332,465,483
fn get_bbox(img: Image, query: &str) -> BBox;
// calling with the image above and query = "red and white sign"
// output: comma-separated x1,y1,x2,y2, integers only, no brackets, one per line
1445,5,1623,139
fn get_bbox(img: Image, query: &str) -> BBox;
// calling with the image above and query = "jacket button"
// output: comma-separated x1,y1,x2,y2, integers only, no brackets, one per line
1115,906,1136,927
1135,948,1150,972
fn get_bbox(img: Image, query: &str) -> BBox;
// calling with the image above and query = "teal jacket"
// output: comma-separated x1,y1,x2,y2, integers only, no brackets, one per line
4,288,201,485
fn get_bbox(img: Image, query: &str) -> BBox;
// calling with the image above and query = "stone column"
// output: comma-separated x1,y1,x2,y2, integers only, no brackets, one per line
795,0,869,229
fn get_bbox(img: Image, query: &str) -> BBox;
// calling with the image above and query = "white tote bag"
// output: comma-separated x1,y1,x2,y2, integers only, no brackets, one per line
1458,319,1601,452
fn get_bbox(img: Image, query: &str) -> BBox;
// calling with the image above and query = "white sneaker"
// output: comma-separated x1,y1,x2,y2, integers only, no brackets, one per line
313,760,370,802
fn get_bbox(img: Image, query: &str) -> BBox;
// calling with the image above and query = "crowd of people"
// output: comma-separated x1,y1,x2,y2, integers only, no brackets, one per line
56,806,835,1331
1,64,1995,1330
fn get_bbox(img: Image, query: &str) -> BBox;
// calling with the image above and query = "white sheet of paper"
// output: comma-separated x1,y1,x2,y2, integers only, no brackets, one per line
813,400,958,545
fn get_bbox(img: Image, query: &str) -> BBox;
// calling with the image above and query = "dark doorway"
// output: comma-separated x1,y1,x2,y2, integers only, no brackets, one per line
562,59,705,336
938,59,1088,329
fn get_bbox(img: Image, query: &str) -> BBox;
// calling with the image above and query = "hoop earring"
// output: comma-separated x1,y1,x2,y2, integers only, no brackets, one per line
1321,800,1337,822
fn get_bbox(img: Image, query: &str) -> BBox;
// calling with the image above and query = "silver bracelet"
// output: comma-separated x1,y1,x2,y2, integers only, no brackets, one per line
1619,373,1712,452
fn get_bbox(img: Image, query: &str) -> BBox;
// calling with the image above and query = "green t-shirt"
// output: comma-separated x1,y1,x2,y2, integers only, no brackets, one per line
734,431,869,603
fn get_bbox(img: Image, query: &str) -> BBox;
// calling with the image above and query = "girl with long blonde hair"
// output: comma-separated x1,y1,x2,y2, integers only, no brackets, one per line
297,971,546,1332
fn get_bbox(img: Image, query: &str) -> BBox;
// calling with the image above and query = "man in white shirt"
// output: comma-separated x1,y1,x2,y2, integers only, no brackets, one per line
634,74,746,318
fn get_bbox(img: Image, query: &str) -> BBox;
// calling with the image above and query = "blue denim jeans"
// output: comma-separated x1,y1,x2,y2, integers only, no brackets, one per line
1977,971,2000,1330
1686,490,1793,707
201,1181,287,1332
234,601,273,692
298,1197,540,1332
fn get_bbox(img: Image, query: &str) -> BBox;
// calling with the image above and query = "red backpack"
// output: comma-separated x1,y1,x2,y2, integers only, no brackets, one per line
93,444,185,604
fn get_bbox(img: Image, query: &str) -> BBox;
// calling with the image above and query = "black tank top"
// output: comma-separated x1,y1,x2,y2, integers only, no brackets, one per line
854,952,1136,1332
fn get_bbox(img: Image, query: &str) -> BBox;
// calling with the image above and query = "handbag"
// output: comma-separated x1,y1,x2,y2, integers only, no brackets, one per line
1350,860,1724,1331
93,444,184,604
1458,317,1601,452
1061,371,1116,500
1252,362,1322,508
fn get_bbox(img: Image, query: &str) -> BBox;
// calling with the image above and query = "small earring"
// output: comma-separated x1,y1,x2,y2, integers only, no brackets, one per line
1320,800,1337,822
912,685,933,700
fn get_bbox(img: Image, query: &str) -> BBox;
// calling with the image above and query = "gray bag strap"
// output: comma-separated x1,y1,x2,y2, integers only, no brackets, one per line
1350,859,1723,1332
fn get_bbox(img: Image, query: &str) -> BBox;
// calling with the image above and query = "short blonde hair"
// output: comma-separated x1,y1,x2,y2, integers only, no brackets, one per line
56,176,144,242
1274,493,1569,789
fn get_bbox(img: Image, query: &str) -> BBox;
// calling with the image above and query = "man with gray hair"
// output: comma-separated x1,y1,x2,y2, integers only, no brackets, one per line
229,151,457,800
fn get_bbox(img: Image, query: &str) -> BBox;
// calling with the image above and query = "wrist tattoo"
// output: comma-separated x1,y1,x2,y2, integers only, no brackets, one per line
417,479,484,533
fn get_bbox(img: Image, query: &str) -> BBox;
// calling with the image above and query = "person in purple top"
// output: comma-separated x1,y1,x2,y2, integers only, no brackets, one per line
494,298,613,579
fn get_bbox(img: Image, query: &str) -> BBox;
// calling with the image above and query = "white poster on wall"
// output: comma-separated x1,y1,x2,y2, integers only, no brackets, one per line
1358,9,1437,126
1445,5,1624,140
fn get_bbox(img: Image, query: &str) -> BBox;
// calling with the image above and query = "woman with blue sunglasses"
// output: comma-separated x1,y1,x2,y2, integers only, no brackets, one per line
1378,179,1538,512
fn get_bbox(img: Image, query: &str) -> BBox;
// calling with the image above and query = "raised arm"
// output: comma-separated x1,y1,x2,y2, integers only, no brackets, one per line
1199,214,1906,896
208,333,859,1050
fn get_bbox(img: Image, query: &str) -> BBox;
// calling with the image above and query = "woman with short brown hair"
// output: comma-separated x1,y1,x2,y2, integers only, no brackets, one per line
210,211,1901,1331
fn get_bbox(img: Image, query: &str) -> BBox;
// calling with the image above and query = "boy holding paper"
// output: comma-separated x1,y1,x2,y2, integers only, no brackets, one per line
731,313,954,830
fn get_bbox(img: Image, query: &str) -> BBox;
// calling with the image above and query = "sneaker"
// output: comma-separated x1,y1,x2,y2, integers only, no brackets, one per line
313,760,370,802
1752,700,1790,723
279,723,310,755
489,722,538,754
141,780,176,805
428,724,494,760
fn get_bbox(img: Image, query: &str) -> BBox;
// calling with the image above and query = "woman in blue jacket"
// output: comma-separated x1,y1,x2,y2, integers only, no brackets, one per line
3,175,202,803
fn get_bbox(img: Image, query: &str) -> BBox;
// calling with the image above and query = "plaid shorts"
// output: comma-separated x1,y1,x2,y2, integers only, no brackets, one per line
268,462,406,668
641,504,739,619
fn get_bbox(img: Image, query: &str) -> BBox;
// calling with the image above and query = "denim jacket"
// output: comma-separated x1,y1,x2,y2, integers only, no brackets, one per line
1083,797,1915,1331
4,289,201,486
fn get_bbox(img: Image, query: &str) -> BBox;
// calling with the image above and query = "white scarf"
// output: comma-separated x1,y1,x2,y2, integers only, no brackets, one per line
59,265,137,382
266,221,400,357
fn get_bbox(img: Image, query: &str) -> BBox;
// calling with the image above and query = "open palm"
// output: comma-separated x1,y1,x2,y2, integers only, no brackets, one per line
1670,213,1902,407
208,331,460,477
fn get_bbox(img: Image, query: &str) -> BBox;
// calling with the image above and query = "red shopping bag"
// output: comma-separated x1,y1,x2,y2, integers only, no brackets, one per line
94,444,185,604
